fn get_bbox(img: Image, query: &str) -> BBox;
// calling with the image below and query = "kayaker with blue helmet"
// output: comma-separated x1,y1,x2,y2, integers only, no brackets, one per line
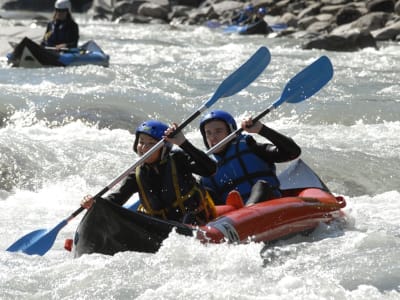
41,0,79,50
199,110,301,205
241,7,272,35
231,4,255,25
255,7,267,22
81,120,217,225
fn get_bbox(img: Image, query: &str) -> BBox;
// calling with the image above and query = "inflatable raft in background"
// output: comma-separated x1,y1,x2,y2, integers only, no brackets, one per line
70,159,346,257
206,20,288,35
7,37,109,68
223,20,272,35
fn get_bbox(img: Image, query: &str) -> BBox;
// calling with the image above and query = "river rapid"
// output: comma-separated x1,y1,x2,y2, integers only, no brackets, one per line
0,16,399,299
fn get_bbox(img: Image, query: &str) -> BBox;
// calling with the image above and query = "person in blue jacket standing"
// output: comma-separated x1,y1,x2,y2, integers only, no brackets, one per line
199,110,301,205
41,0,79,49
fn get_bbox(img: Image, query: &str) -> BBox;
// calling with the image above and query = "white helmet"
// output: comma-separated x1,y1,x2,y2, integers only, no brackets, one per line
55,0,71,10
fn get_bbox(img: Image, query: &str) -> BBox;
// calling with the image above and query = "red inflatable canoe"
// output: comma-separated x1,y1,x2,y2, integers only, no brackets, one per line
71,159,346,257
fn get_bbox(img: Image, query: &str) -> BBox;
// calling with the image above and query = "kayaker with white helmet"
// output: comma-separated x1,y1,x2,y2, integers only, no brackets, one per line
199,110,301,205
81,120,217,225
41,0,79,50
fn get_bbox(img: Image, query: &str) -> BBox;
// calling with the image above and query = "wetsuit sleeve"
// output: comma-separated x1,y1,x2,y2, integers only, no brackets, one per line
248,125,301,163
40,23,52,47
178,140,217,176
103,172,138,206
67,21,79,48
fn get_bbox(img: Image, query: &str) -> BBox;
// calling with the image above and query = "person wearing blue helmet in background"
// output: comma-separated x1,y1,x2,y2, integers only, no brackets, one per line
254,7,268,22
199,110,301,205
241,7,273,35
41,0,79,50
231,4,255,25
81,120,217,225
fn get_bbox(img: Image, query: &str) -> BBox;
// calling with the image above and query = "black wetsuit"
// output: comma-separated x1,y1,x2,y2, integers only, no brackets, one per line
41,18,79,48
103,140,217,223
244,125,301,163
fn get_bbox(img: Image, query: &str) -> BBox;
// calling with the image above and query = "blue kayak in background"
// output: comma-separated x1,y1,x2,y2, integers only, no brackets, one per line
7,37,109,68
207,20,288,35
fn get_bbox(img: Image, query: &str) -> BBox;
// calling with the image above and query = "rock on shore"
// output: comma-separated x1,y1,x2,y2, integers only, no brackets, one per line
1,0,399,51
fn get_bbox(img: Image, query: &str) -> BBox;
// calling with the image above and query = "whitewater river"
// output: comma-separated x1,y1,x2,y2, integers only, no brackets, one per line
0,16,399,299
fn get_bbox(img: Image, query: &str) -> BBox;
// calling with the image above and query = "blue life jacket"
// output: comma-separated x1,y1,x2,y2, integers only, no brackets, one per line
201,135,281,204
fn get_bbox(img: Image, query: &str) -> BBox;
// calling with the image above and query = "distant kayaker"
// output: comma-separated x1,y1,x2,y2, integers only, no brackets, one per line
199,110,301,205
81,120,217,225
241,7,273,35
41,0,79,50
245,7,268,24
231,4,255,25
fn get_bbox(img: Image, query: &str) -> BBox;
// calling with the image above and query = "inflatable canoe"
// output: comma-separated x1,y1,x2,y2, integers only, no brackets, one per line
7,37,109,68
70,159,346,257
206,20,287,35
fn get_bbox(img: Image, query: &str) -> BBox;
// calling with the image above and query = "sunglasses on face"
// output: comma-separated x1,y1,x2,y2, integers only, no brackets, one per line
55,9,68,13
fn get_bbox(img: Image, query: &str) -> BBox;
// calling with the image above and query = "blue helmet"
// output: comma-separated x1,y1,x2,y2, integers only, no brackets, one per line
133,120,169,153
244,4,254,13
199,110,237,148
258,7,267,15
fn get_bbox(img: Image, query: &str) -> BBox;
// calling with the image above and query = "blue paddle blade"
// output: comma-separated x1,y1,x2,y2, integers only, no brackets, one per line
206,20,222,29
206,46,271,108
6,220,67,256
273,56,333,108
6,229,48,253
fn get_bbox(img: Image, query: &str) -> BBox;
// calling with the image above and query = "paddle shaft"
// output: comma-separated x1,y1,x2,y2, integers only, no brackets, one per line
45,46,78,52
9,41,75,52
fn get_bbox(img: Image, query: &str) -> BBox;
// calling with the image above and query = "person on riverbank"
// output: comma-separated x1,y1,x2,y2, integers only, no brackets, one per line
81,120,217,225
199,110,301,205
41,0,79,49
